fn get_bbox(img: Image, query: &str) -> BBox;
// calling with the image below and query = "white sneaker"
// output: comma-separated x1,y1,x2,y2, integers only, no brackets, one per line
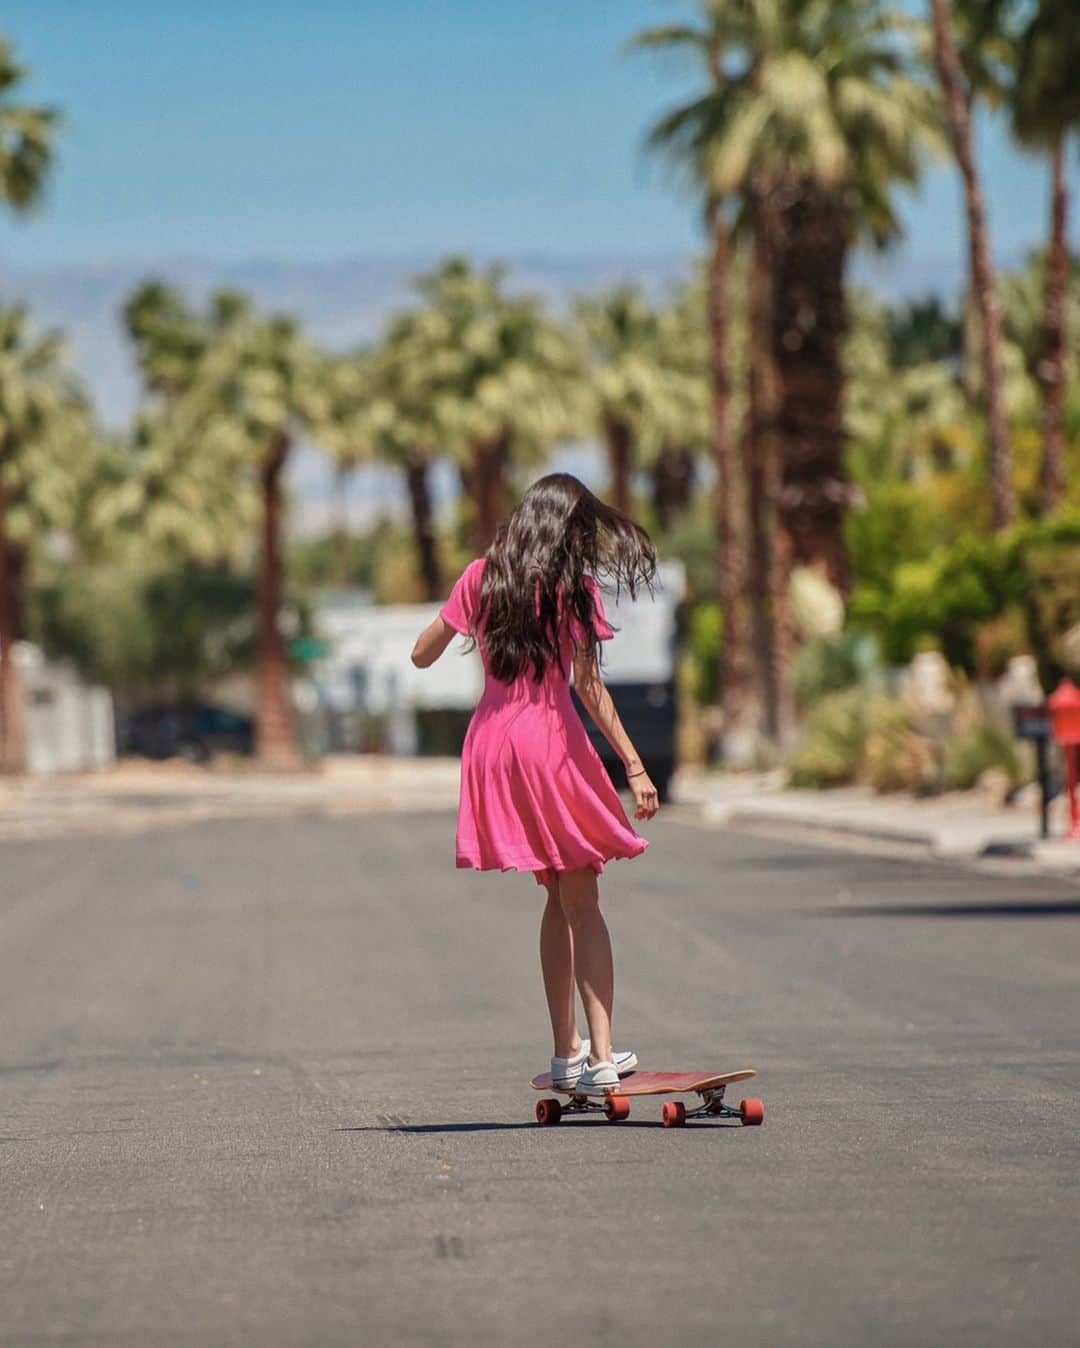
550,1040,637,1088
575,1060,619,1094
612,1048,638,1076
550,1043,590,1088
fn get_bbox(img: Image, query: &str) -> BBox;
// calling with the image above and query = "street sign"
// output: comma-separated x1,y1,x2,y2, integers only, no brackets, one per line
289,636,331,662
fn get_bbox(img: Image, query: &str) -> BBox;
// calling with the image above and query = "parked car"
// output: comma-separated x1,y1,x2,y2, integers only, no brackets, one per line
119,704,254,762
574,679,677,802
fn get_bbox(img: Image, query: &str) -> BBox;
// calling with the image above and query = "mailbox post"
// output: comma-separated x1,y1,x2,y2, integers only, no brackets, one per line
1047,678,1080,842
1011,702,1053,839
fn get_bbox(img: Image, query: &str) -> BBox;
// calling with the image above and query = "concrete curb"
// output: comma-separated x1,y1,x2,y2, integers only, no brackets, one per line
674,776,1080,879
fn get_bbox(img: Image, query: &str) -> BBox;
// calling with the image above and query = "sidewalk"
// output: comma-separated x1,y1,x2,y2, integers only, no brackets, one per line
673,769,1080,878
0,755,462,842
4,757,1078,879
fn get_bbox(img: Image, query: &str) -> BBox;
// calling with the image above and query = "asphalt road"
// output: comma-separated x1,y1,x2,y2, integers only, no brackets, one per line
2,810,1078,1348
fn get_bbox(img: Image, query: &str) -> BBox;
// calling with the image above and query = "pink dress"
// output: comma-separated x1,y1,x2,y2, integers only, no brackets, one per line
440,559,648,886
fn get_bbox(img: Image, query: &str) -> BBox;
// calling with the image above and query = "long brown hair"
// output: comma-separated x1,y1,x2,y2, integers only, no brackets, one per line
477,473,656,682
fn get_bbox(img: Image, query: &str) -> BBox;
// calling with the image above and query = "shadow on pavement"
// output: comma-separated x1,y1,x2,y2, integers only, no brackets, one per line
336,1122,537,1134
814,899,1080,919
336,1120,744,1133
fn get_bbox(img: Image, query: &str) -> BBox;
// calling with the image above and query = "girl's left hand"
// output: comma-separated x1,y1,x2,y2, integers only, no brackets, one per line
628,770,659,821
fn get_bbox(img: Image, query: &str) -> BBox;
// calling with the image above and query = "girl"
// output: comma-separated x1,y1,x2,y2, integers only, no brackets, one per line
411,473,659,1094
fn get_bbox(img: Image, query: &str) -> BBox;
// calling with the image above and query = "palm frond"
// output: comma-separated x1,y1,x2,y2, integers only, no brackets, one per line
623,23,710,58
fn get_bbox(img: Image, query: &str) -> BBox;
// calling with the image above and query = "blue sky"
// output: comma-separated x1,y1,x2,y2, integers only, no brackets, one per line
0,0,1074,272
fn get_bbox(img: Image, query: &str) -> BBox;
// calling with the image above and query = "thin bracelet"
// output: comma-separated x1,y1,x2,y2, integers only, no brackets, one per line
626,767,646,779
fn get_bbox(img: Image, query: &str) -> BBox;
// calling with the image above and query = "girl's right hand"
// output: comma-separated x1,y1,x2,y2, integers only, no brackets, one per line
628,768,659,821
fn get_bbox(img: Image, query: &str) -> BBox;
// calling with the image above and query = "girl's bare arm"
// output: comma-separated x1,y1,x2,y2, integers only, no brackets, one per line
572,646,659,820
411,617,457,668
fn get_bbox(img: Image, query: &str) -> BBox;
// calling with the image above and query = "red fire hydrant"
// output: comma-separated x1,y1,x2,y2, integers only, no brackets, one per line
1048,678,1080,841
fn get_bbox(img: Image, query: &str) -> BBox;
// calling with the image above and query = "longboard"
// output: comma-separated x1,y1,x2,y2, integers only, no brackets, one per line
530,1068,763,1128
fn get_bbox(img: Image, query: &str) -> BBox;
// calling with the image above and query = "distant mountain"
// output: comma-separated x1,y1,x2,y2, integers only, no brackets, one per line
0,251,701,426
0,247,976,423
0,247,972,536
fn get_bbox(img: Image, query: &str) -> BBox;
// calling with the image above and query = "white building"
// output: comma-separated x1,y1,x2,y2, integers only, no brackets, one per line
310,562,685,758
1,641,115,774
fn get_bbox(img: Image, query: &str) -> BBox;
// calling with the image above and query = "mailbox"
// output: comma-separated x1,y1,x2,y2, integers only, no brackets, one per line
1011,703,1052,839
1011,703,1051,742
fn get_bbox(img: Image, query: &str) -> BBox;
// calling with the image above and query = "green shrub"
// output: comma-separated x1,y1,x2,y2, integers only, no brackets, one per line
32,560,257,691
973,608,1029,679
849,511,1080,679
793,631,883,708
862,698,935,794
787,689,990,794
1025,538,1080,685
686,601,723,703
845,480,954,593
941,724,1020,792
787,689,868,788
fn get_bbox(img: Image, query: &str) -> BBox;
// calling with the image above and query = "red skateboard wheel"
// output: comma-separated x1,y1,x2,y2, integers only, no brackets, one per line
536,1097,562,1126
604,1096,631,1121
739,1097,765,1126
661,1100,686,1128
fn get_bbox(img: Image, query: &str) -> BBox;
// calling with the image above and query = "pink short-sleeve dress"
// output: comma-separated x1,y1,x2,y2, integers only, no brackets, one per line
440,559,648,887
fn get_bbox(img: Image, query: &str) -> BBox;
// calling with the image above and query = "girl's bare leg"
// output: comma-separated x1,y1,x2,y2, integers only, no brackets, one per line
539,877,580,1059
556,867,614,1065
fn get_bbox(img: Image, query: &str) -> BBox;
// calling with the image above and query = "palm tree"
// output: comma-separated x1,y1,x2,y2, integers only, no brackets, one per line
650,283,710,529
326,334,444,600
633,0,939,744
405,258,581,554
754,0,937,725
723,0,939,591
574,286,669,514
846,290,975,485
630,8,757,754
928,0,1015,529
746,179,788,743
1011,0,1080,515
316,352,375,588
0,37,61,214
125,285,323,768
0,308,90,773
375,312,463,597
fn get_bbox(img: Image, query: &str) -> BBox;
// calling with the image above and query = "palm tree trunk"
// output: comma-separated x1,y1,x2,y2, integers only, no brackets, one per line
706,202,754,758
1039,137,1068,516
333,464,352,588
651,445,695,530
404,451,442,600
771,183,852,594
255,430,301,769
0,473,27,775
604,416,633,515
960,288,980,409
929,0,1015,529
746,184,788,747
466,431,511,553
5,543,28,641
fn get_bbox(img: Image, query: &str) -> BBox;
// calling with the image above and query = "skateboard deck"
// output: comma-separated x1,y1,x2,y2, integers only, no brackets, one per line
530,1068,763,1128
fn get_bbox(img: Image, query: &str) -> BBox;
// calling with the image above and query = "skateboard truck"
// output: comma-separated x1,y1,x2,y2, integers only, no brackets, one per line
688,1084,740,1120
538,1092,631,1124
